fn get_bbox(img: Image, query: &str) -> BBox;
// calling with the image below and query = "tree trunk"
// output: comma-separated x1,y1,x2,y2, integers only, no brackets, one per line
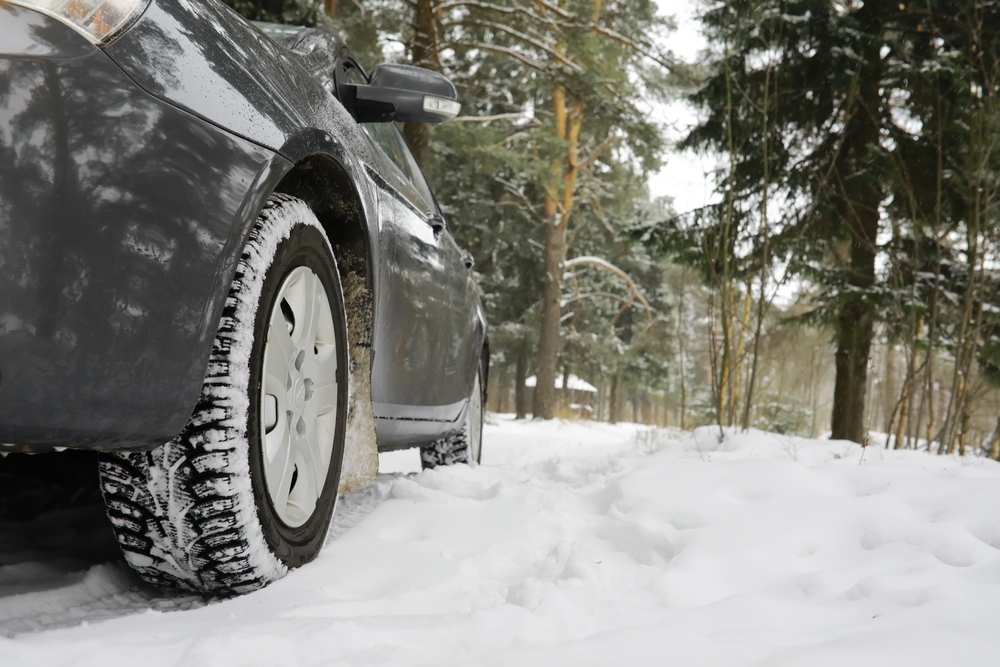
496,370,508,413
403,123,432,171
729,285,753,425
403,0,441,168
677,272,687,431
893,381,908,450
532,221,568,419
829,19,883,444
609,373,620,424
324,0,336,19
562,365,571,408
989,414,1000,460
924,359,936,449
903,318,922,447
893,318,921,449
882,343,896,435
831,297,875,442
957,407,970,457
514,352,528,419
532,63,582,419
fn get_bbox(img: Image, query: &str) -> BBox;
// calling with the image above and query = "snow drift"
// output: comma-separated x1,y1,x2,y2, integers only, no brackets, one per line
2,417,1000,666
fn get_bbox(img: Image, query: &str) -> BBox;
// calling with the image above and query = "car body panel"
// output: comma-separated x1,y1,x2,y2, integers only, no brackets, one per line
0,0,487,453
0,4,285,449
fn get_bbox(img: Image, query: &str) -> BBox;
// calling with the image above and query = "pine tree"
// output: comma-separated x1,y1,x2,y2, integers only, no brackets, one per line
648,1,923,442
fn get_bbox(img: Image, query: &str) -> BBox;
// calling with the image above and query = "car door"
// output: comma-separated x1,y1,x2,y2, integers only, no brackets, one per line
391,130,477,395
333,59,467,446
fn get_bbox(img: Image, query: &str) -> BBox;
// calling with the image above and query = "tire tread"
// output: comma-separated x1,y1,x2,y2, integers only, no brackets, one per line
97,195,336,595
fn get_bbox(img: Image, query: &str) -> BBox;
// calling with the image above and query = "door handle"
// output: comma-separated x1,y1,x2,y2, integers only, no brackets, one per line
462,253,475,269
428,214,446,237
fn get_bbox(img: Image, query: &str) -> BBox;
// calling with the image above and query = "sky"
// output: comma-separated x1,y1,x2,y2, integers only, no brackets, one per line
644,1,801,308
648,0,717,215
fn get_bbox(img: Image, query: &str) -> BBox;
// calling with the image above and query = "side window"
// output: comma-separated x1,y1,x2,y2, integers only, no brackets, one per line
362,123,410,178
340,61,367,86
335,57,438,214
362,124,436,213
395,133,436,212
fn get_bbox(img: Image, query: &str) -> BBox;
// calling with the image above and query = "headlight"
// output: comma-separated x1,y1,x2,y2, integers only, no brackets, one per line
3,0,151,45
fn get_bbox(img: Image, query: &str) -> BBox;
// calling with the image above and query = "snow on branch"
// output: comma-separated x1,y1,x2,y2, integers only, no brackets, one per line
442,21,584,71
436,1,562,30
436,0,673,73
446,42,548,71
453,112,541,125
562,256,654,322
532,0,573,20
578,134,621,170
585,23,679,73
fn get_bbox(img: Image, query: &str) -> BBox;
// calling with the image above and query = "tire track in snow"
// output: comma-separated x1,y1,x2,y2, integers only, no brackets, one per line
0,473,402,636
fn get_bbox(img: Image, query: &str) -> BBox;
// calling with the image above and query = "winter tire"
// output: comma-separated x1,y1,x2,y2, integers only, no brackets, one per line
99,195,349,595
420,361,484,469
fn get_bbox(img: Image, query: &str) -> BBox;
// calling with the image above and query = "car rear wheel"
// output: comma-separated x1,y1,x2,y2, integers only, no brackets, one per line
420,362,485,469
99,195,348,595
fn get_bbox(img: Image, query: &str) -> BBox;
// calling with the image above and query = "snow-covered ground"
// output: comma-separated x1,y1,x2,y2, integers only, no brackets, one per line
3,416,1000,666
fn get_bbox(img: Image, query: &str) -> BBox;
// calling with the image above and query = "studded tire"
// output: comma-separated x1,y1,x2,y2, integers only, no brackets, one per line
99,195,349,595
420,361,485,469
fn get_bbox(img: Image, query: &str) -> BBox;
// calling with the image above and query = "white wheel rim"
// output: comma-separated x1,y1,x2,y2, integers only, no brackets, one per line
469,372,483,463
260,266,338,528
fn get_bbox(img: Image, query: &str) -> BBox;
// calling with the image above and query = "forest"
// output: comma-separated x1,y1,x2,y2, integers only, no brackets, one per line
228,0,1000,455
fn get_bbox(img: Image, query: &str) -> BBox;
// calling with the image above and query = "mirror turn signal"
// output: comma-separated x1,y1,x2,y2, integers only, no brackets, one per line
342,64,461,124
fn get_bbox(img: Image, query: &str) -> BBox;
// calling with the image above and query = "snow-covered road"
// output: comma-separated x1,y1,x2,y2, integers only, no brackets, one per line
3,417,1000,666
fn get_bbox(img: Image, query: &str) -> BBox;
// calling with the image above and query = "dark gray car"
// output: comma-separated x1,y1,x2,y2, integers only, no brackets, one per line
0,0,488,595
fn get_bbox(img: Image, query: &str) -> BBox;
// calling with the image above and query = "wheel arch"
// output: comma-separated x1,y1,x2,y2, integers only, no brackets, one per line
272,153,374,305
271,152,380,494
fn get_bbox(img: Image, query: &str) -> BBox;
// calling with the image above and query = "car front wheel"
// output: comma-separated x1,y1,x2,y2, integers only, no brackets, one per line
99,195,348,595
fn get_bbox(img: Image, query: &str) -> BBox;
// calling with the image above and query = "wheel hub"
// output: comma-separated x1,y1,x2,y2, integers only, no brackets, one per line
292,378,307,411
260,266,339,528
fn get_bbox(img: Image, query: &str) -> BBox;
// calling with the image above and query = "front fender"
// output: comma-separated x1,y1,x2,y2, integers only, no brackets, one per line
0,4,287,450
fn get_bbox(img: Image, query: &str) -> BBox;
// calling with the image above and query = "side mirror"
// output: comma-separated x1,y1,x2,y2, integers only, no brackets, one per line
341,64,461,124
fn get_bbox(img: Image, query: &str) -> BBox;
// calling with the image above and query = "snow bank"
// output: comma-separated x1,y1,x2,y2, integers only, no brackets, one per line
4,418,1000,666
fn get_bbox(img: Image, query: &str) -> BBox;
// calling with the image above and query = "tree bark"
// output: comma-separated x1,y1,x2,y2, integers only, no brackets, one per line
882,343,896,436
832,297,874,443
515,351,528,419
957,407,970,457
729,285,753,425
496,370,507,413
532,77,581,419
533,221,568,418
989,414,1000,460
609,373,620,424
829,15,883,444
903,316,922,447
924,374,935,450
562,365,571,408
677,274,687,430
403,0,441,168
892,316,921,449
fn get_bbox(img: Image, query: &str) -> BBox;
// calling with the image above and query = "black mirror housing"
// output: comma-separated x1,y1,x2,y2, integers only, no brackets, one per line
341,64,460,124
